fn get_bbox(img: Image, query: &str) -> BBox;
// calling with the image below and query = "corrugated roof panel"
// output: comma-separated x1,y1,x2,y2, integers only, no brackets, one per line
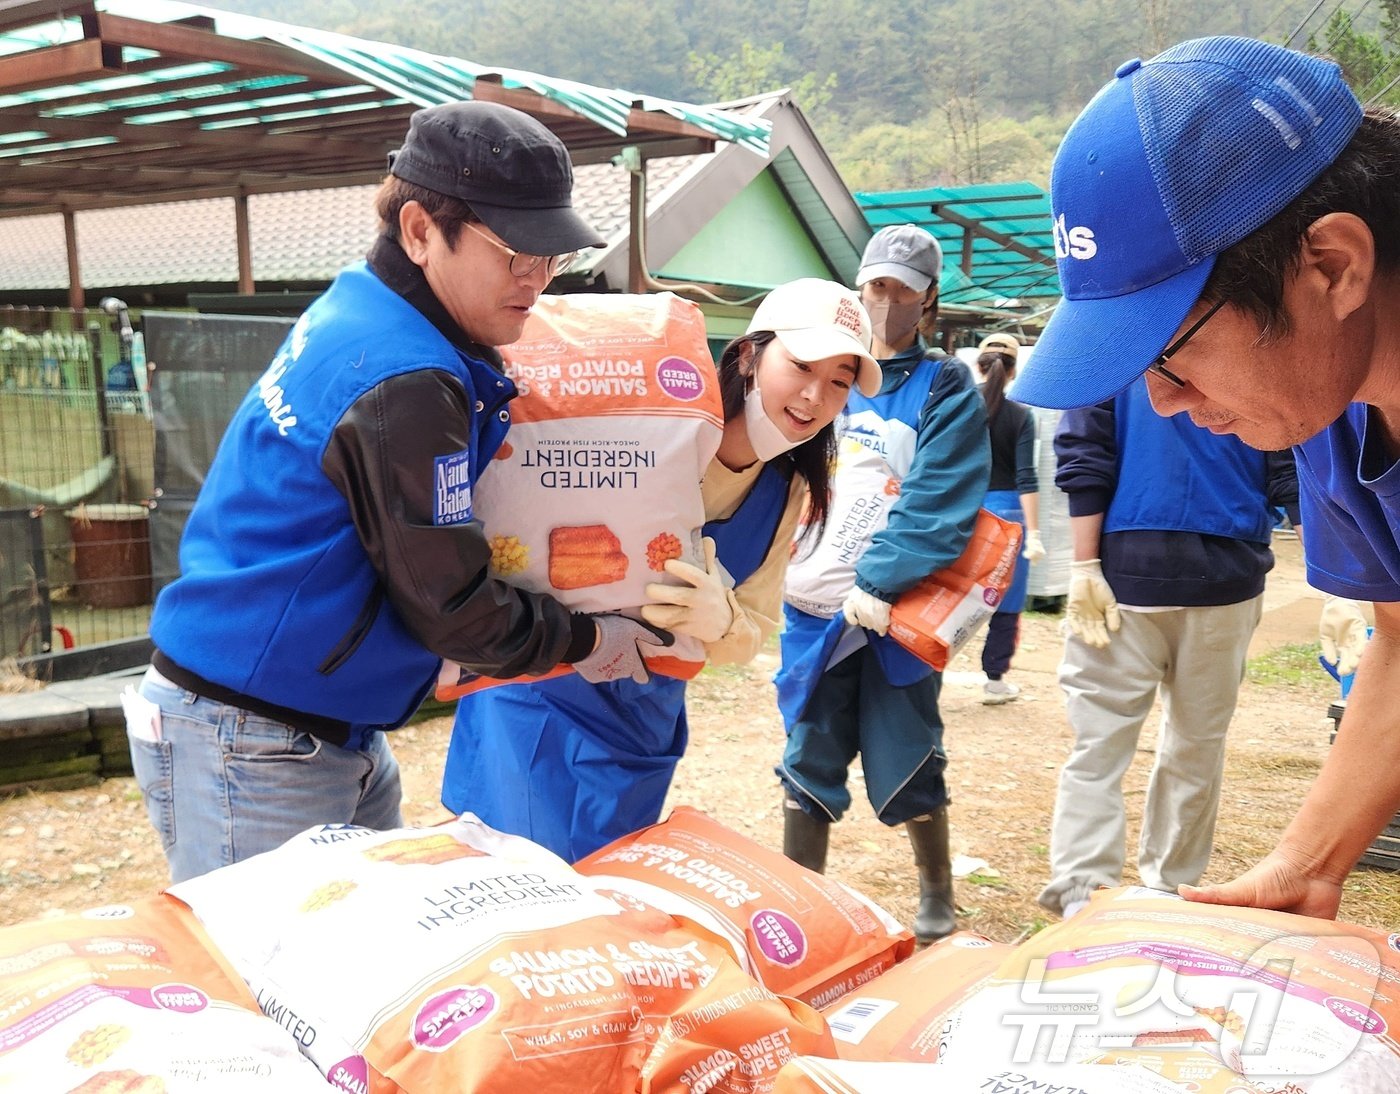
858,182,1059,305
94,0,769,153
0,1,770,219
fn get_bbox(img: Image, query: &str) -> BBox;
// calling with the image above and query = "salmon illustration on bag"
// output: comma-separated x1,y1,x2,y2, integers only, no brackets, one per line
437,293,724,700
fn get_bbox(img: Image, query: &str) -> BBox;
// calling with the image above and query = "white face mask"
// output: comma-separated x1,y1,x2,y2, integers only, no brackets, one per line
743,373,803,462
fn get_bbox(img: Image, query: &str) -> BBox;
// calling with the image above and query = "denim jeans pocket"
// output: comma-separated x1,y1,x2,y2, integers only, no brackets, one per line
225,714,324,762
128,735,176,853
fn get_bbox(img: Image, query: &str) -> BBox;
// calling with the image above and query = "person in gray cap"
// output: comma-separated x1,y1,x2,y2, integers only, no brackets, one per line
775,224,990,945
130,100,670,883
1012,36,1400,920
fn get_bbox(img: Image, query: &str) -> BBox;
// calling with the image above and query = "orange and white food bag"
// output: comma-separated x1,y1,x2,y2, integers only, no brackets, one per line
169,818,832,1093
437,292,724,699
934,886,1400,1091
577,807,914,1009
0,895,327,1092
818,931,1012,1061
886,508,1022,671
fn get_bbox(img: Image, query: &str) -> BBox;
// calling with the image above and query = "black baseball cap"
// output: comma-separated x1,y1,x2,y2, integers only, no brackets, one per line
388,101,605,255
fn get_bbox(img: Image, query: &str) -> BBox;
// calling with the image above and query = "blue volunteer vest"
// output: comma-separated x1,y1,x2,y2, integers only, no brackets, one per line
151,262,515,746
1107,381,1272,543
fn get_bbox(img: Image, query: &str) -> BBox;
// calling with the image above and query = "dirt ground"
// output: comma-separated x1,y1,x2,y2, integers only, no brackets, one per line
3,534,1397,940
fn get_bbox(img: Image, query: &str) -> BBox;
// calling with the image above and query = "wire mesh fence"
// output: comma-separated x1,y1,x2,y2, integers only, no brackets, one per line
0,304,158,658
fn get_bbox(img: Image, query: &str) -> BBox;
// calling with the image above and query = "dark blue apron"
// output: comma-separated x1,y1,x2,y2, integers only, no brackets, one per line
443,463,791,861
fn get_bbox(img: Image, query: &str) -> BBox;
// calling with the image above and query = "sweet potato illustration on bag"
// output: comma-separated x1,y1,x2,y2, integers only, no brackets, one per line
646,531,684,571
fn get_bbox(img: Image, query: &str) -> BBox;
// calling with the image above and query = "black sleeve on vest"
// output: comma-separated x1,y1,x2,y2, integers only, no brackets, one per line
321,368,591,677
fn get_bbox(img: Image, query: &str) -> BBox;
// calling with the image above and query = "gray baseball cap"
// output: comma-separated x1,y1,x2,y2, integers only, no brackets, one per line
856,225,943,293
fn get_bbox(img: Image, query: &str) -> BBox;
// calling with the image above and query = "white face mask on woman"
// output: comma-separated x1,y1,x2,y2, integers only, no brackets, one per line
743,375,805,462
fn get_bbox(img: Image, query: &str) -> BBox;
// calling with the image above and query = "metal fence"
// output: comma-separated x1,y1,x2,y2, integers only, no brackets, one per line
0,304,158,658
1,305,300,663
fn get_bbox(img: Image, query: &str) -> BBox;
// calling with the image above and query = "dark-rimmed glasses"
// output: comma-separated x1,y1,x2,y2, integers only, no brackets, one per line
1146,297,1227,388
462,222,578,279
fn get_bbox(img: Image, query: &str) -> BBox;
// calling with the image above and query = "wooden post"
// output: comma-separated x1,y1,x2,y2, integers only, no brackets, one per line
627,160,647,295
234,189,255,295
63,209,83,310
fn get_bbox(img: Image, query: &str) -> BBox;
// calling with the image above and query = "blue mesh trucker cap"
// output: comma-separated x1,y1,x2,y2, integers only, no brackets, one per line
1013,36,1362,410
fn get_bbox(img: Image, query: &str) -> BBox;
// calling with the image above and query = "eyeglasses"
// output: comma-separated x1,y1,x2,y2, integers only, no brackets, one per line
462,222,578,279
1146,297,1227,388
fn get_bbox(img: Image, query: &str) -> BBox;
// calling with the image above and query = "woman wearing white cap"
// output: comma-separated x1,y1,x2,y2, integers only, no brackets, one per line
776,224,991,947
442,278,881,860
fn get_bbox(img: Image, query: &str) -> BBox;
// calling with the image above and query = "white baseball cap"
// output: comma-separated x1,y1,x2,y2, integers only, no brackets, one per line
747,278,881,396
978,332,1020,363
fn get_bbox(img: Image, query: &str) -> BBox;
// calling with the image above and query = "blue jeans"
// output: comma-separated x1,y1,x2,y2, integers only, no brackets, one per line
130,667,403,883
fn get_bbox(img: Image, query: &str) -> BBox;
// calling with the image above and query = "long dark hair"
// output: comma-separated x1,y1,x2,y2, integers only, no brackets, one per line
977,349,1015,423
717,331,837,542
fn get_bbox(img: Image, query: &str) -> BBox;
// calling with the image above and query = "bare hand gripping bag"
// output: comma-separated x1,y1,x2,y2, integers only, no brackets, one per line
436,292,725,700
576,808,915,1009
169,817,834,1093
0,895,328,1092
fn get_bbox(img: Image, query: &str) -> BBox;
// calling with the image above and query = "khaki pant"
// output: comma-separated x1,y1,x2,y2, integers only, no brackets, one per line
1038,595,1264,914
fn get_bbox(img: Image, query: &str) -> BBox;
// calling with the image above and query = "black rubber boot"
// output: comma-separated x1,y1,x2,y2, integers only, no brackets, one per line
782,795,830,874
906,806,957,945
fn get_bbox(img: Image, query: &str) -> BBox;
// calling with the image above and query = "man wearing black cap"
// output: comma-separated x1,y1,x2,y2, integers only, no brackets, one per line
130,101,670,883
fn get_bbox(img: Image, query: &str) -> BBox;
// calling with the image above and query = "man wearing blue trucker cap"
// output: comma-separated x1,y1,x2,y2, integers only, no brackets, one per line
1014,35,1400,920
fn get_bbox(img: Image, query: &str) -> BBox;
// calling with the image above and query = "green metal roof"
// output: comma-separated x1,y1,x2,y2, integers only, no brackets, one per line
0,0,770,217
856,182,1060,307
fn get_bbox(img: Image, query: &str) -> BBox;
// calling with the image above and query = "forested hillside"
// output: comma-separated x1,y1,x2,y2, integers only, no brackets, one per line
206,0,1400,189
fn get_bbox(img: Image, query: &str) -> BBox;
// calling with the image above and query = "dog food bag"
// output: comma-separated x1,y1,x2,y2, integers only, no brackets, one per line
886,508,1023,671
169,817,832,1093
437,292,725,700
577,807,914,1008
935,886,1400,1091
0,895,327,1092
817,931,1011,1062
773,1058,1193,1093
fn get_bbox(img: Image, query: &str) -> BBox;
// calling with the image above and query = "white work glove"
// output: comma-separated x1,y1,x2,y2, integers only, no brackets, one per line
1063,559,1121,649
641,537,734,644
1022,529,1046,564
842,587,893,636
574,613,674,685
1319,595,1369,678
